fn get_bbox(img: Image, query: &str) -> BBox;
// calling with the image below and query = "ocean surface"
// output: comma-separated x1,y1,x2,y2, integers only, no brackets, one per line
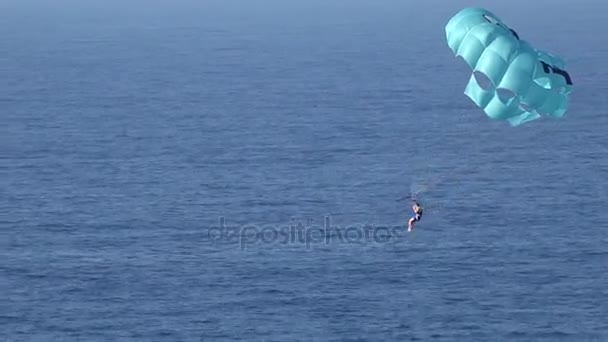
2,0,608,341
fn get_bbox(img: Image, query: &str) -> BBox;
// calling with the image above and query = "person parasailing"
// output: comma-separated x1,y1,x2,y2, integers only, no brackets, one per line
408,199,423,232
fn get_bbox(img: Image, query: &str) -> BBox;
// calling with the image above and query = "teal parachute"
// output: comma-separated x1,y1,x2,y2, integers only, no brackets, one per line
445,8,573,126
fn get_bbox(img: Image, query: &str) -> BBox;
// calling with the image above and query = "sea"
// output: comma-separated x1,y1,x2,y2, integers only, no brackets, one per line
2,0,607,341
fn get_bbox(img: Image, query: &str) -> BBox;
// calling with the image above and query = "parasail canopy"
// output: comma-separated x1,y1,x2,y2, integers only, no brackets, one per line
445,8,573,126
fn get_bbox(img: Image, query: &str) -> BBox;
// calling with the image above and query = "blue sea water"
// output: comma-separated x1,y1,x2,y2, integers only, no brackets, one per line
2,0,608,341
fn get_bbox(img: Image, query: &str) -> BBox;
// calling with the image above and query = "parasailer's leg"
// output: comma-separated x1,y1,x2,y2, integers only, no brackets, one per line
408,212,423,232
408,216,416,232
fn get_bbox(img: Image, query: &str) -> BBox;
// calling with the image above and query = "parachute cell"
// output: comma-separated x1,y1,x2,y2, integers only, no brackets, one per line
445,8,573,126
